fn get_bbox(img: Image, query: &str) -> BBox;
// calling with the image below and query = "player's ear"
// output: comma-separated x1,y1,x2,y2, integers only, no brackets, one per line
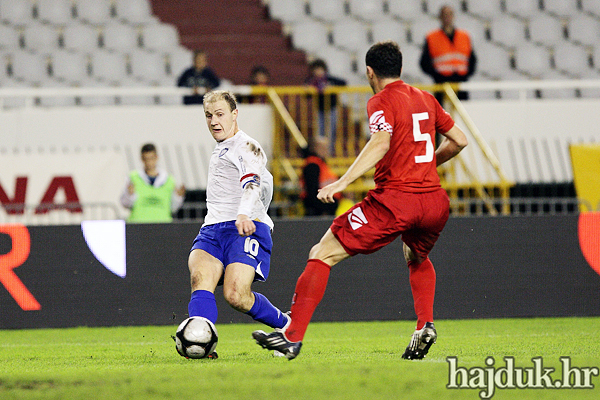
366,66,374,80
232,108,239,120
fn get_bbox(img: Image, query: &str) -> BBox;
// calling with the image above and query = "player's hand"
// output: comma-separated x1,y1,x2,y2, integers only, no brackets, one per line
236,214,256,237
176,185,186,197
127,183,135,195
317,180,346,203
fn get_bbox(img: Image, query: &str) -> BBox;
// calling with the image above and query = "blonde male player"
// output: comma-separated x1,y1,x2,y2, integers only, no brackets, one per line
181,90,289,358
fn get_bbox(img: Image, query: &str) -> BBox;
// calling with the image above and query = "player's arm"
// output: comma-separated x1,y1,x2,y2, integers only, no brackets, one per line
236,143,265,236
120,176,136,209
317,130,390,203
435,124,468,166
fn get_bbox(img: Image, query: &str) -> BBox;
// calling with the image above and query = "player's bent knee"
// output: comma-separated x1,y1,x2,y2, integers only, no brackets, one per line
223,286,253,312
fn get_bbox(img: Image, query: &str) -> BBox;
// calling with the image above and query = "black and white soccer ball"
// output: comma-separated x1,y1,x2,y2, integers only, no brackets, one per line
175,317,218,359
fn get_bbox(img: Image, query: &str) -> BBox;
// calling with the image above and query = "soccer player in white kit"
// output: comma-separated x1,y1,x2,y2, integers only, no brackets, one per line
184,90,289,356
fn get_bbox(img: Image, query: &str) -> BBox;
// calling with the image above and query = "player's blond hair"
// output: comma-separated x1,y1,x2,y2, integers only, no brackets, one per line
203,90,237,111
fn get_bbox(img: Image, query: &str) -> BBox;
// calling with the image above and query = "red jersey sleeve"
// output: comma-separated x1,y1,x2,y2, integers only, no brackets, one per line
367,96,394,136
433,99,455,134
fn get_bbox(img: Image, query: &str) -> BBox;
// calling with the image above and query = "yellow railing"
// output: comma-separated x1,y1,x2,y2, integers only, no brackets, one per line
240,84,513,215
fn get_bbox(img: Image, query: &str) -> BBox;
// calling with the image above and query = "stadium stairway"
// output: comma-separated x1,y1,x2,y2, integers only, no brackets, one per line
150,0,309,85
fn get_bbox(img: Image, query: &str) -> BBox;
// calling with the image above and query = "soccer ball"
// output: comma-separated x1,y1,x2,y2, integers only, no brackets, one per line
175,317,218,359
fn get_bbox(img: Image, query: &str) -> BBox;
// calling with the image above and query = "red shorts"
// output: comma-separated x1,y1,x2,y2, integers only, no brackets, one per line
331,187,449,259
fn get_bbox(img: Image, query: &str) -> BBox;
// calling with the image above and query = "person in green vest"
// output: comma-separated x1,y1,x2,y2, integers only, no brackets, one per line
120,143,185,222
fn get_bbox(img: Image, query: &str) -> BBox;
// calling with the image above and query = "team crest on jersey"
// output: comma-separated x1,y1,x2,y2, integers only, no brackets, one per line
369,110,393,134
348,207,368,230
219,148,229,157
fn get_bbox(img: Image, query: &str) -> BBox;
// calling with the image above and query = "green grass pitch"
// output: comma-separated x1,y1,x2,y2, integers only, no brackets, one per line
1,317,599,400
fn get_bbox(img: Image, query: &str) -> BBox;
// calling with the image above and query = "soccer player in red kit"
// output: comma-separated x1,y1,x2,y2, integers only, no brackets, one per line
253,41,468,360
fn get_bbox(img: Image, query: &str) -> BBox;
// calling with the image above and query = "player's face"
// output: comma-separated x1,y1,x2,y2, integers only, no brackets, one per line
141,151,158,172
205,100,238,142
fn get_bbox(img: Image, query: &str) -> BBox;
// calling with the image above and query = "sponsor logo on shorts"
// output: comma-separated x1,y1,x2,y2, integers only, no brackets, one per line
348,207,368,230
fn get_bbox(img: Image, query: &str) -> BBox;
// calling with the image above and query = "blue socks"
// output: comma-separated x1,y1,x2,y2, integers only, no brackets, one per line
188,290,218,324
246,292,289,329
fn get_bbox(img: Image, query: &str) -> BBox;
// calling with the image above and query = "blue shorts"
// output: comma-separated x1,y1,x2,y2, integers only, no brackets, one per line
190,221,272,282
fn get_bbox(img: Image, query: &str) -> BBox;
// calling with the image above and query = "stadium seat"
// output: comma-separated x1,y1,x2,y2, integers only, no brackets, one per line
581,0,600,18
489,16,527,49
425,0,462,15
118,77,155,106
313,45,354,78
268,0,308,24
401,43,430,83
537,70,577,99
10,51,49,83
36,0,74,26
50,50,89,83
0,24,20,50
75,0,113,25
290,20,330,53
140,23,179,51
0,0,33,25
567,14,600,46
307,0,347,22
129,49,167,84
464,0,502,20
527,14,565,48
38,79,77,107
388,1,425,21
370,18,408,45
504,0,542,19
101,23,140,52
0,76,27,108
474,41,513,79
347,0,385,22
90,50,128,83
553,42,592,78
407,16,438,45
543,0,580,17
165,47,193,77
455,13,489,46
62,23,100,51
331,20,371,53
114,0,154,24
22,24,61,51
514,43,551,78
76,77,117,106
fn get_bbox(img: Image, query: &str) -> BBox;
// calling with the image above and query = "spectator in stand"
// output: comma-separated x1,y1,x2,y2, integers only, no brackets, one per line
247,65,270,104
305,59,346,152
300,137,339,216
177,50,221,105
419,5,476,104
120,143,185,223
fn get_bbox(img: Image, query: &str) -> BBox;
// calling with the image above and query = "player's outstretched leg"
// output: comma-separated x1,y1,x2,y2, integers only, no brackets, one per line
402,322,437,360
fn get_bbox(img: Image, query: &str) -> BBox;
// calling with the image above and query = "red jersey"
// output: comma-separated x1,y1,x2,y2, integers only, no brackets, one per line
367,80,455,192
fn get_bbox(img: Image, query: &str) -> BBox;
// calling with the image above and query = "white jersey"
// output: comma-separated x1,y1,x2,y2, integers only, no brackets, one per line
203,130,274,230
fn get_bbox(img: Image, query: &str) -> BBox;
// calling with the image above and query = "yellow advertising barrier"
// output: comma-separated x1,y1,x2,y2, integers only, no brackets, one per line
570,144,600,211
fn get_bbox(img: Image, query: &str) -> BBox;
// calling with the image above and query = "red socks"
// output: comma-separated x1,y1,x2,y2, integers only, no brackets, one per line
408,257,436,330
286,259,331,342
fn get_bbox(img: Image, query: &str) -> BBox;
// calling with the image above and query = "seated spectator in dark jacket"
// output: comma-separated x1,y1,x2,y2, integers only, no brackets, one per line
177,50,220,105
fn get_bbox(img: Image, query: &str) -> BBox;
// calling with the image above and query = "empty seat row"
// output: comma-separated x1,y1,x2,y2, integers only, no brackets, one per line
0,0,155,26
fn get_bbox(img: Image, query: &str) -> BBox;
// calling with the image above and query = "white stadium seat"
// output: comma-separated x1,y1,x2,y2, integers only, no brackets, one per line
537,70,577,99
290,20,330,53
464,0,502,20
11,51,49,83
408,16,438,45
0,24,20,50
101,23,140,52
489,16,527,49
50,50,89,83
0,76,27,107
165,47,193,77
567,14,600,46
268,0,308,24
114,0,154,24
455,13,489,47
543,0,580,17
37,0,74,25
62,23,100,51
527,14,565,48
90,50,128,83
581,0,600,18
401,43,430,83
38,79,77,107
22,24,61,51
118,77,155,106
140,23,179,51
307,0,347,22
514,43,551,78
370,18,408,45
75,0,113,25
331,20,371,53
347,0,385,22
388,1,425,21
0,0,33,25
474,41,513,79
553,43,592,78
504,0,542,19
313,45,354,78
129,50,167,83
76,77,117,106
